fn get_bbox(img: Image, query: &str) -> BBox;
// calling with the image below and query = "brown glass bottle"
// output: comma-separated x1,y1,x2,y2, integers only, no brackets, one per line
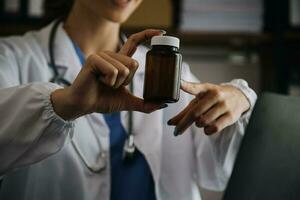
143,36,182,103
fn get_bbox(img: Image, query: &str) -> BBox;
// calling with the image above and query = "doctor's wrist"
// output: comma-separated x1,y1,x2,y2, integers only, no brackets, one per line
50,88,87,121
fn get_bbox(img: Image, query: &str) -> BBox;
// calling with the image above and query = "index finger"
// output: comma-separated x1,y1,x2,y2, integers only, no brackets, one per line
119,29,164,57
181,81,213,96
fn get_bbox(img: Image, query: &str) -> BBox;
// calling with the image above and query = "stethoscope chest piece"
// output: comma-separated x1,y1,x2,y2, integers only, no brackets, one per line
123,134,136,162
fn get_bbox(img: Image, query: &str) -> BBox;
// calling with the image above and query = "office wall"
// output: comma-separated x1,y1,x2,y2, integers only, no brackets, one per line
124,0,173,28
182,46,261,93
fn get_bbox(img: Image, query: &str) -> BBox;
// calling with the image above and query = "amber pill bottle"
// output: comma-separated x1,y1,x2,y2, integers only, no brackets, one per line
143,36,182,103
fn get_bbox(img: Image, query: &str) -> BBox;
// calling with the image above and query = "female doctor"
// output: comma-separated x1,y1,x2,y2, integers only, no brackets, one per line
0,0,256,200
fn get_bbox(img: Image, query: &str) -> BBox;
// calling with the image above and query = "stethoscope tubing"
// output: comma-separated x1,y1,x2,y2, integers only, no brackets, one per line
48,19,135,173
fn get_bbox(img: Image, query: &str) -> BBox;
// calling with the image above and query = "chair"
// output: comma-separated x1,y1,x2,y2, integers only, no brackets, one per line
224,93,300,200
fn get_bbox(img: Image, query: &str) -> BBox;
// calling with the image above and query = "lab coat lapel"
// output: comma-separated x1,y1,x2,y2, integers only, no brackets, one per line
121,46,163,184
37,22,81,82
40,24,163,183
38,22,111,163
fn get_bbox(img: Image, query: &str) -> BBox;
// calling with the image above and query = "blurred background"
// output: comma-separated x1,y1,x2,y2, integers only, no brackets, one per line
0,0,299,96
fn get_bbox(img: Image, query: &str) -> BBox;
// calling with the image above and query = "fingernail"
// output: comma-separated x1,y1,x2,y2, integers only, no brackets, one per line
173,128,181,136
159,30,167,35
205,126,215,135
167,119,172,125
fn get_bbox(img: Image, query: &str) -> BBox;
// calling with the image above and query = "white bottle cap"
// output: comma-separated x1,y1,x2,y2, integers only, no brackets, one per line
151,36,180,48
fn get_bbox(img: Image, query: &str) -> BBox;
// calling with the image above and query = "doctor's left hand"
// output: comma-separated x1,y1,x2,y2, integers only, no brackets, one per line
168,81,250,136
51,29,166,120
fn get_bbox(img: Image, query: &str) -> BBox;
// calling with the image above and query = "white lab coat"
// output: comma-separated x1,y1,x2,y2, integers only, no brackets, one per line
0,22,257,200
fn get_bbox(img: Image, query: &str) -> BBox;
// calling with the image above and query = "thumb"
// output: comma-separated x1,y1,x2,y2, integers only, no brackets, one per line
125,94,167,113
119,29,164,57
181,80,211,96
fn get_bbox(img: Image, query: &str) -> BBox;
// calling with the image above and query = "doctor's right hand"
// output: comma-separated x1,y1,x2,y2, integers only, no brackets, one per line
51,29,166,120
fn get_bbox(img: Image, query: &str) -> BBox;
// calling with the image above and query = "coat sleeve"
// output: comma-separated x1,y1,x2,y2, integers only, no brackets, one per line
180,62,257,191
0,41,74,175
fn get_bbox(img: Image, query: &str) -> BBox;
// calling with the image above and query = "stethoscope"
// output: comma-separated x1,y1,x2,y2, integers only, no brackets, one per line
48,19,136,173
